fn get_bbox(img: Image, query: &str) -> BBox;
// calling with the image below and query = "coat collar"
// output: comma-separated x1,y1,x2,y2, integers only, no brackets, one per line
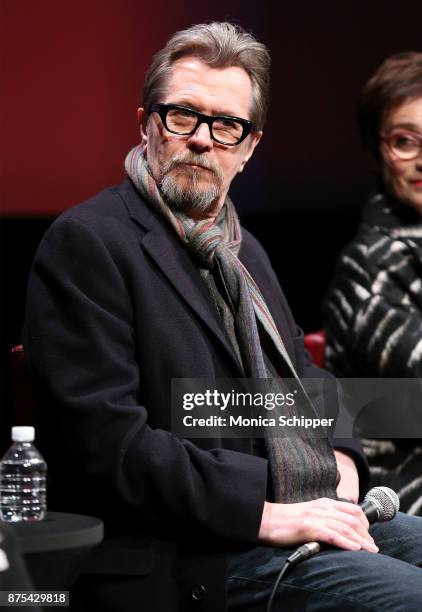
118,178,244,374
362,190,422,236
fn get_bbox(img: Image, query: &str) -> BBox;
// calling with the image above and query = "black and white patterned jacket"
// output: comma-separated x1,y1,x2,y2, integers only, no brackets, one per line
324,191,422,377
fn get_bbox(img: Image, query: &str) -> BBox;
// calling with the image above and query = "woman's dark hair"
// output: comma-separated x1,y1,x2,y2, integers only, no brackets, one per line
357,51,422,160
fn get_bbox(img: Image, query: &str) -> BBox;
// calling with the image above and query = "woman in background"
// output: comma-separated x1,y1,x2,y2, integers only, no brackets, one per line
324,51,422,514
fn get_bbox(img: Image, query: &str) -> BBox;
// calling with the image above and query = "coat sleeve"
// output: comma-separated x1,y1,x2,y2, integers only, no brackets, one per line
23,214,268,546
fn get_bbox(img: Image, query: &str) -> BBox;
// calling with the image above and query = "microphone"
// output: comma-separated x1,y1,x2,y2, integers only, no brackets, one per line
359,485,399,523
286,486,400,567
265,487,400,612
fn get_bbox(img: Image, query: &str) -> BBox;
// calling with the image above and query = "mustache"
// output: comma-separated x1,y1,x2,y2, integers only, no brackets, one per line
162,153,223,181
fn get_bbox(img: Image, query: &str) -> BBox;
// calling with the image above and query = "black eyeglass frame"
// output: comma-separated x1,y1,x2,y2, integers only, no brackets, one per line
150,103,254,146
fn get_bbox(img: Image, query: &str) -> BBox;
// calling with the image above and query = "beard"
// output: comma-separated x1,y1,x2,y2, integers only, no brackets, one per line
159,152,224,214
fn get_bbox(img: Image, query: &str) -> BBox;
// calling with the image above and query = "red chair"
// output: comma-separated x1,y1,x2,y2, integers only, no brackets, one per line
304,330,326,367
10,344,35,425
11,335,325,423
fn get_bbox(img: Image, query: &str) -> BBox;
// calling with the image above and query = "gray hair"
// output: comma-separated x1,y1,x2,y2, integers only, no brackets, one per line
142,22,271,131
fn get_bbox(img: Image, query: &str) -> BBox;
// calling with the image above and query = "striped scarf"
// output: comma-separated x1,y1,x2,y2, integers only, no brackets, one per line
125,144,338,503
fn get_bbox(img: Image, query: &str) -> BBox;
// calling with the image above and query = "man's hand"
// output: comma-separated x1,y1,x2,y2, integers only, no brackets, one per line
334,449,360,504
258,498,378,553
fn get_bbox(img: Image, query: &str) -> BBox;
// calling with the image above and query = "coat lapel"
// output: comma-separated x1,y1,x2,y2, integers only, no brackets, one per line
119,179,243,374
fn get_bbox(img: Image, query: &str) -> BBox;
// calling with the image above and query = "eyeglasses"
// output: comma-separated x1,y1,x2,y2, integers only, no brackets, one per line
150,103,253,146
381,131,422,160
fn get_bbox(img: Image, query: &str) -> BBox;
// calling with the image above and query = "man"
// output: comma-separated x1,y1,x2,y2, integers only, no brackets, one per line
23,22,422,611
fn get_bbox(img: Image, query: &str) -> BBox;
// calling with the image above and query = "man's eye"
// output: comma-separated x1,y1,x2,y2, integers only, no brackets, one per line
216,119,238,129
167,109,196,127
175,108,195,118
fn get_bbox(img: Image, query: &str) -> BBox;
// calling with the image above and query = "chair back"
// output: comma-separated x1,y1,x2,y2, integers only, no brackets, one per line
304,330,326,367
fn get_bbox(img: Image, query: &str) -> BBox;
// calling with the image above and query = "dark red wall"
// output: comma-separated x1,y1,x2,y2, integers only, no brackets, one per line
2,2,422,217
0,0,262,215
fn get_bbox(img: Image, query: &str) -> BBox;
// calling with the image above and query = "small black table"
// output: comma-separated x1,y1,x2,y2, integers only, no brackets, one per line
6,512,104,590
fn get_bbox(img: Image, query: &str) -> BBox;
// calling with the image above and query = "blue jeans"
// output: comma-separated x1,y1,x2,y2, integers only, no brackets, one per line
227,512,422,611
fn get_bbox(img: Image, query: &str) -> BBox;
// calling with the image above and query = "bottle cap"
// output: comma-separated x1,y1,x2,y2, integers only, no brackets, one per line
11,426,35,442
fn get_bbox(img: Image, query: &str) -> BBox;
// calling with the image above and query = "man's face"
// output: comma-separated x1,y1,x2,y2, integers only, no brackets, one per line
380,97,422,214
138,57,262,218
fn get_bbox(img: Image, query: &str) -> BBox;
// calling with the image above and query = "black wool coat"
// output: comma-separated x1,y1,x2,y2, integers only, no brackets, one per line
23,178,367,611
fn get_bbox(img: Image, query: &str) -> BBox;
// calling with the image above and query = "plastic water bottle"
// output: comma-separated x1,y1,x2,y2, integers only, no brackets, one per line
0,426,47,522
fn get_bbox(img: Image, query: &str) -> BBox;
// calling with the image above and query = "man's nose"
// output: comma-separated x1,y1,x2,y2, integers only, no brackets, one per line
187,122,213,152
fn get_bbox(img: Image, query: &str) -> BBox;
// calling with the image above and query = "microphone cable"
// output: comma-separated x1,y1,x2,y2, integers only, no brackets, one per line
265,487,399,612
265,559,290,612
265,542,320,612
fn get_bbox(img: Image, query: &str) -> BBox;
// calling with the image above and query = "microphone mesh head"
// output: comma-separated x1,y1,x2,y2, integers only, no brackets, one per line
364,486,400,521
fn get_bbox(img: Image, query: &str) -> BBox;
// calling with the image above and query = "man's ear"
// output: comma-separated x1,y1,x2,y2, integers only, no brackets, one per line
137,107,148,149
238,131,263,173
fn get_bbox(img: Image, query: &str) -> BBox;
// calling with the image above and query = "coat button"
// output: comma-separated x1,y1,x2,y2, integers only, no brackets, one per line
191,584,206,602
